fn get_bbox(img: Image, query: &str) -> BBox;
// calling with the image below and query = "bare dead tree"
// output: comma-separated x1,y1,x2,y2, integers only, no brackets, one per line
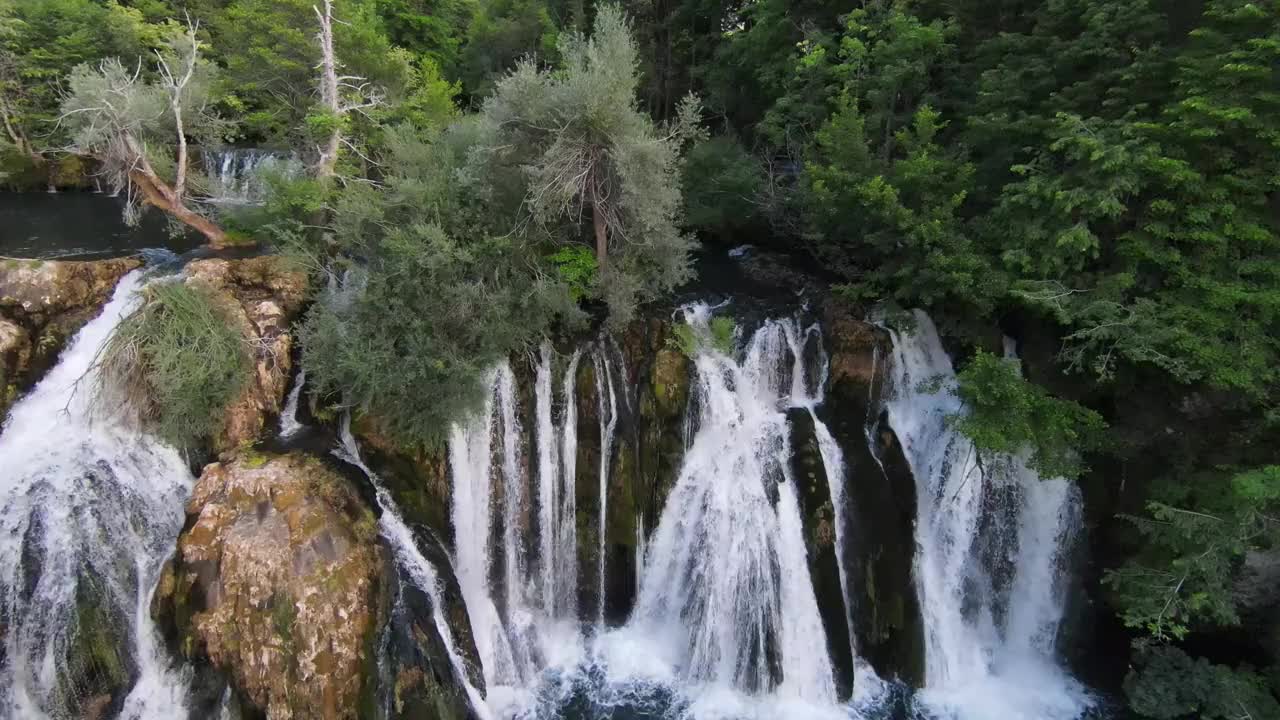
58,21,227,246
312,0,383,180
154,14,202,201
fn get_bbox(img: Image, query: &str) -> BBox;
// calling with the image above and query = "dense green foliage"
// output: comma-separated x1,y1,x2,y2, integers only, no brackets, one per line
475,5,703,324
1105,465,1280,641
98,280,250,448
950,352,1105,480
1124,645,1280,719
296,123,580,445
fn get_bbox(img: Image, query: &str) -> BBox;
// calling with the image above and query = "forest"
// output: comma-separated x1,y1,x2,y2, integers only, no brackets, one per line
0,0,1278,718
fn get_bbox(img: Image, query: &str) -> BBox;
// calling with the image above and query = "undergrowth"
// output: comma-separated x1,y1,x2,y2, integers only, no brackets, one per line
97,280,250,448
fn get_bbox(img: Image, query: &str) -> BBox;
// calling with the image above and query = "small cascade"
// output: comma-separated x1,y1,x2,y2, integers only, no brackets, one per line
202,148,300,204
883,310,1090,720
449,364,546,705
591,345,620,626
278,369,306,438
0,270,192,719
437,311,884,719
535,344,583,622
626,304,837,704
333,418,492,720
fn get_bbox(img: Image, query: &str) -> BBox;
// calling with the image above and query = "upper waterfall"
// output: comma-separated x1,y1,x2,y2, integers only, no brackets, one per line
883,310,1091,720
0,270,192,720
202,148,301,205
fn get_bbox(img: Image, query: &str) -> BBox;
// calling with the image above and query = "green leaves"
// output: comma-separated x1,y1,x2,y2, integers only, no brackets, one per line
1124,646,1280,720
1105,465,1280,641
98,280,251,448
950,351,1107,479
548,245,596,301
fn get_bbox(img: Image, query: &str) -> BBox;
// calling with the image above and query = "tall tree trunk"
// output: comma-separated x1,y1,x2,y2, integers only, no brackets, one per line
593,203,608,274
315,0,341,179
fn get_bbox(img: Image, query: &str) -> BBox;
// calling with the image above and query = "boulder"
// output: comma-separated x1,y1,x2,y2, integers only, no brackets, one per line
0,255,140,417
153,452,385,720
183,257,308,453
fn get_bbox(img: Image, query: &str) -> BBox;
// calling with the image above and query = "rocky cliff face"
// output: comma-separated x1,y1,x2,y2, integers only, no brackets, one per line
0,255,140,417
184,257,307,454
153,452,386,720
818,299,924,686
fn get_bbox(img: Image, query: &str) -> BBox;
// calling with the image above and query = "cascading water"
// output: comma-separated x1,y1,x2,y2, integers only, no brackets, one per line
333,418,492,720
449,364,543,707
624,304,843,715
278,368,306,438
202,149,300,204
0,270,192,720
591,346,619,626
883,310,1091,720
536,344,582,623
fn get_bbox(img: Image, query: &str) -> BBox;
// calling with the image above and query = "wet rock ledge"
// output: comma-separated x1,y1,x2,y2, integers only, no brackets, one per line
0,255,140,417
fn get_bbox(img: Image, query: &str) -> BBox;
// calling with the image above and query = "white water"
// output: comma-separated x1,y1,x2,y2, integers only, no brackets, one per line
884,310,1090,720
591,346,619,625
441,312,883,720
0,270,192,719
334,418,493,720
202,149,300,204
535,345,583,622
278,369,306,438
625,305,837,706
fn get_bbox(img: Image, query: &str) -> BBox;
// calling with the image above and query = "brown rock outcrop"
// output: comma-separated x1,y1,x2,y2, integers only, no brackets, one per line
154,452,384,720
183,256,308,453
0,255,141,416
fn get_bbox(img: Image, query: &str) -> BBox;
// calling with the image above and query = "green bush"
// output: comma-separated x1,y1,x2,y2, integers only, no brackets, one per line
98,281,250,448
1124,646,1279,720
949,351,1106,479
682,136,763,235
671,316,736,357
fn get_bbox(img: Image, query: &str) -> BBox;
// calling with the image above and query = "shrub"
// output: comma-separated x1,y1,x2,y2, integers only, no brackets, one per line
97,281,250,447
671,316,736,357
950,351,1106,479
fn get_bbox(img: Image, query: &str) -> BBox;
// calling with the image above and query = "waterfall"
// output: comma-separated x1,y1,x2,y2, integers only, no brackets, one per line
333,418,492,720
202,149,300,204
884,310,1091,720
536,344,582,621
592,346,619,626
278,369,306,438
0,270,192,720
449,364,548,709
626,304,837,704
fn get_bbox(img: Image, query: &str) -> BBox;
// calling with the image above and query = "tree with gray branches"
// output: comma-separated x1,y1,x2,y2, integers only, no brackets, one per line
58,17,229,245
478,4,704,323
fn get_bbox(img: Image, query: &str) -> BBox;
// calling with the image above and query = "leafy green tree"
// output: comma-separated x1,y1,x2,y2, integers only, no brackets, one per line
682,136,763,236
208,0,402,143
993,0,1280,395
1106,466,1280,642
375,0,474,71
1124,645,1280,720
298,124,579,444
0,0,160,181
456,0,558,97
477,4,703,323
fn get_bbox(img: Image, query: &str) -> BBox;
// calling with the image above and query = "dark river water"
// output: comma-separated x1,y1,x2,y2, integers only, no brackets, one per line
0,192,202,259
